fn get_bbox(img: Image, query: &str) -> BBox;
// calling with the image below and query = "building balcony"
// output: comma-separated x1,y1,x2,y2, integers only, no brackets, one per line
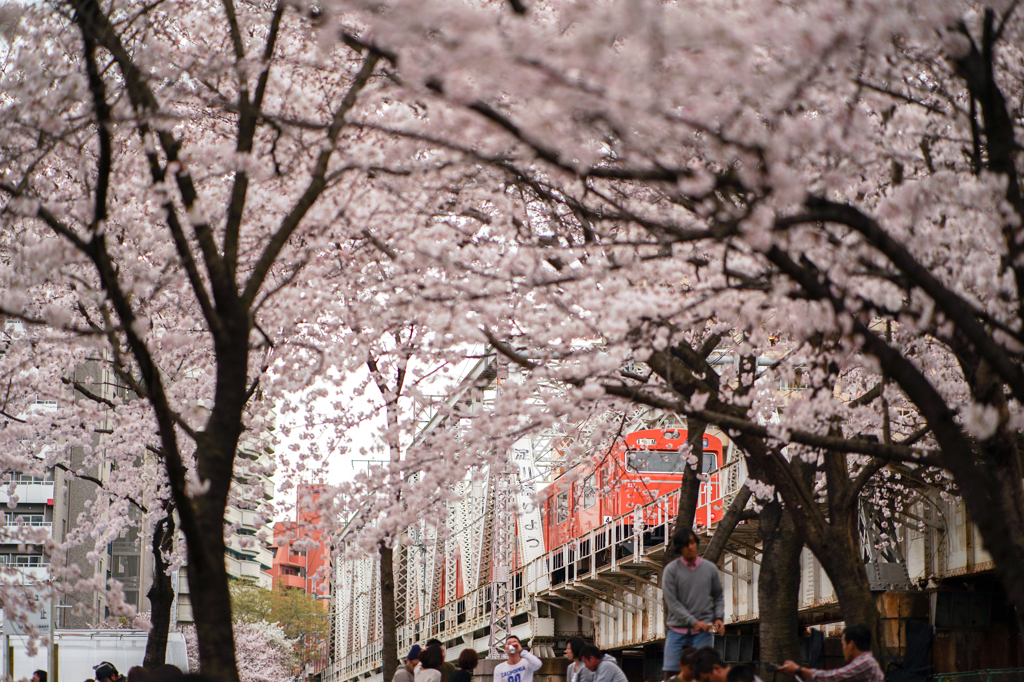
0,482,54,506
278,574,305,590
0,522,53,544
224,506,262,529
277,554,306,568
0,563,50,583
226,535,275,570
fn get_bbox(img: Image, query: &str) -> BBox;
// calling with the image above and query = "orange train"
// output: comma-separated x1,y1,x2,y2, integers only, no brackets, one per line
541,428,726,550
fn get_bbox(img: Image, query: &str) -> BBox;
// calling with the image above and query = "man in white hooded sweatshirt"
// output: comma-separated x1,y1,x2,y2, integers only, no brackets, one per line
493,636,543,682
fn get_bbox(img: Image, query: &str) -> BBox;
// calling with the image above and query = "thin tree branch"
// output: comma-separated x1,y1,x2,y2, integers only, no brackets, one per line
779,199,1024,404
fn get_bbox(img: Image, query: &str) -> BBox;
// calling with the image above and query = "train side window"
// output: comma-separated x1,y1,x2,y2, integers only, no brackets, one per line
556,490,569,524
702,452,718,474
582,475,596,509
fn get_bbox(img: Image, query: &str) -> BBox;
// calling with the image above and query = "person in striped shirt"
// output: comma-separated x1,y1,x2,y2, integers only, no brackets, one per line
779,625,883,682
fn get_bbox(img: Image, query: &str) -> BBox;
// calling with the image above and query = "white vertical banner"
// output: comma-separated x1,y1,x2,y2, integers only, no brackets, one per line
511,436,546,565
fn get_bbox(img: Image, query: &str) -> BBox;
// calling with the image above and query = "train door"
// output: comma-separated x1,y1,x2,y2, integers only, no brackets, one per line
577,471,600,533
699,435,725,524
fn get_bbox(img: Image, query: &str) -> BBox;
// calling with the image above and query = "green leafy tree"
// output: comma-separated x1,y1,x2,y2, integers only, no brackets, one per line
229,580,274,625
230,579,328,674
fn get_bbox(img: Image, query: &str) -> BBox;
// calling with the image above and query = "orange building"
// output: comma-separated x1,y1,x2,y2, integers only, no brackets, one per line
268,484,331,597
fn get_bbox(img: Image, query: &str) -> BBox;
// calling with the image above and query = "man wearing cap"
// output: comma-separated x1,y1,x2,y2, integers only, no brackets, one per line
94,662,124,682
394,645,423,682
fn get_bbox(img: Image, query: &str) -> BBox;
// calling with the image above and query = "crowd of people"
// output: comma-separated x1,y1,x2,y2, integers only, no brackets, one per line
31,660,196,682
393,639,482,682
394,623,880,682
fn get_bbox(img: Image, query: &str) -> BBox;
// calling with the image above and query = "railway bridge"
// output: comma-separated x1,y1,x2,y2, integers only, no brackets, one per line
324,355,1009,682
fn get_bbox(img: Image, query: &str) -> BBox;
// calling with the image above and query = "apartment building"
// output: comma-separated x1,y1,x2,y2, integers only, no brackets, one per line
267,484,330,597
0,471,55,572
0,353,277,629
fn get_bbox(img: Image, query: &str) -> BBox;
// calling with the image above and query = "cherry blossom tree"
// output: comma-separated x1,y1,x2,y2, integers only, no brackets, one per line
0,1,437,678
304,0,1024,649
183,620,295,682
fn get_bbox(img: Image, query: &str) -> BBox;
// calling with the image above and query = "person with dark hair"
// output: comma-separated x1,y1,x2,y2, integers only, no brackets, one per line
395,645,423,682
450,649,479,682
32,671,47,682
493,635,542,682
668,646,698,682
149,665,185,682
417,644,446,682
691,646,728,682
779,625,881,682
579,646,626,682
94,662,124,682
565,637,587,682
426,638,457,682
663,529,724,681
127,666,150,682
726,665,756,682
692,649,762,682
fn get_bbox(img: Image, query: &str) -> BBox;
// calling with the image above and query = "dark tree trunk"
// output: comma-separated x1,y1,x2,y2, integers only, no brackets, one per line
185,513,237,680
144,509,177,668
381,542,398,682
934,436,1024,638
185,413,247,682
755,457,811,673
801,509,883,651
731,435,886,656
666,420,707,563
756,497,803,672
702,485,753,564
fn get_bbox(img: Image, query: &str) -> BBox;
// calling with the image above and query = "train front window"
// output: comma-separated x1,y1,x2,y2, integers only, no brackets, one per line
556,490,569,524
627,450,719,474
702,452,717,473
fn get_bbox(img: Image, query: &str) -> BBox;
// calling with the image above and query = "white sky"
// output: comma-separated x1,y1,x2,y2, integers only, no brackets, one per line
270,350,487,520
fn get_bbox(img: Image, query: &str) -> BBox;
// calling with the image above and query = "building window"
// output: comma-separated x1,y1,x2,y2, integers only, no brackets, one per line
5,514,45,526
113,555,140,579
14,555,44,566
2,473,48,484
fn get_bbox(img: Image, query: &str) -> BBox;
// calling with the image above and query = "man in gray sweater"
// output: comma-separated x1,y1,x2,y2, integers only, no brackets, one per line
580,645,627,682
662,529,724,680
